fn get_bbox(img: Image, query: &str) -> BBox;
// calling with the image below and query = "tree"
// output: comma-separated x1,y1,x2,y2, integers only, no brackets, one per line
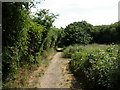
2,2,31,81
91,22,120,44
63,21,93,46
33,9,58,39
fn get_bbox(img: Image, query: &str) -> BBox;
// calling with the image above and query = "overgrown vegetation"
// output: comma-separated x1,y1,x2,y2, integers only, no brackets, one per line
63,44,120,89
62,21,93,46
2,1,120,89
2,2,63,88
62,21,120,46
61,14,120,89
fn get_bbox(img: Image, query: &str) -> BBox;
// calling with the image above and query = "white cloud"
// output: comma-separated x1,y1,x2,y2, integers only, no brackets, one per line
31,0,120,28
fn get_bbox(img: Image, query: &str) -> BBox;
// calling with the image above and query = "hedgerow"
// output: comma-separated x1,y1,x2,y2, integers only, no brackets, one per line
2,2,62,86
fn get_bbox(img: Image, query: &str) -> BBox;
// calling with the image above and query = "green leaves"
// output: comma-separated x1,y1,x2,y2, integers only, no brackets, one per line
2,2,61,84
34,9,58,30
63,21,93,46
63,44,120,88
91,22,120,44
63,45,84,58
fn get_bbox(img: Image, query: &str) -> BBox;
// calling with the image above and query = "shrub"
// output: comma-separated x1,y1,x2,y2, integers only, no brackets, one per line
64,44,120,88
63,45,84,58
2,47,20,81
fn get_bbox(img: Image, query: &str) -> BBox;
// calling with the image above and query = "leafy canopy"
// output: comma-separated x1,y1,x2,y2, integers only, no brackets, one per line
63,21,93,46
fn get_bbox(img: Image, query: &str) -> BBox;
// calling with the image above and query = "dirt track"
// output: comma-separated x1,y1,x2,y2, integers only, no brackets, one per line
37,52,63,88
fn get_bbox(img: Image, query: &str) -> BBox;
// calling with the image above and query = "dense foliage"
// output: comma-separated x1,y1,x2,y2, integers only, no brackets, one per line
91,22,120,44
2,1,120,89
63,45,84,58
63,21,93,46
41,28,64,51
3,2,30,81
62,21,120,46
2,2,62,85
33,9,58,40
63,44,120,89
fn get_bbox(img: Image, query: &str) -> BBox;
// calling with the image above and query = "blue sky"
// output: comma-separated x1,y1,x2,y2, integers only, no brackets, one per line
31,0,119,28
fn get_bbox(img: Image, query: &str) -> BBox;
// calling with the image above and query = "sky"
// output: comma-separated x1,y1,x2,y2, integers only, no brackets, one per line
31,0,120,28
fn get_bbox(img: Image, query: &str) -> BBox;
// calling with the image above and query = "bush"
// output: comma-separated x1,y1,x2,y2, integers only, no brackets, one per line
2,47,20,81
63,45,84,58
64,44,120,89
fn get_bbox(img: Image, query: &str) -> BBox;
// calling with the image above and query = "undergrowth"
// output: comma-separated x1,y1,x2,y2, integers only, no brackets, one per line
63,44,120,89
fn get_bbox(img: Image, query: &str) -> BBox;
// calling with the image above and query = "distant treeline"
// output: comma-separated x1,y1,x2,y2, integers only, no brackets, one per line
61,21,120,46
